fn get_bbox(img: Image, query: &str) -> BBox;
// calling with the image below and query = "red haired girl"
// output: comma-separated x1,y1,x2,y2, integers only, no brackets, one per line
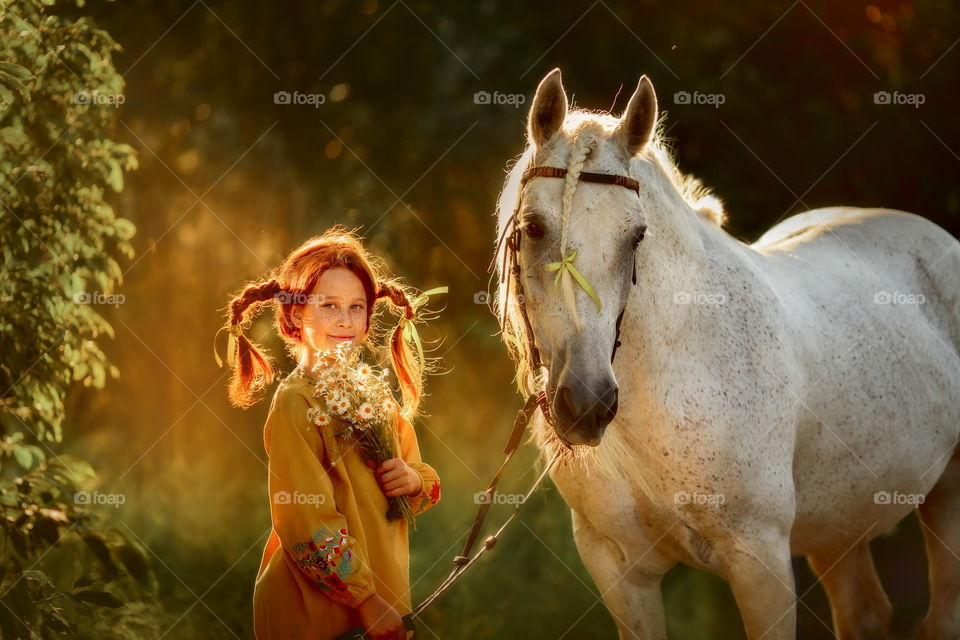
217,227,441,640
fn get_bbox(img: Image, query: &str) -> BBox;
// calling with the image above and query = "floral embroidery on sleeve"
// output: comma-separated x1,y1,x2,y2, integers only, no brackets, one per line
291,527,356,595
407,466,441,515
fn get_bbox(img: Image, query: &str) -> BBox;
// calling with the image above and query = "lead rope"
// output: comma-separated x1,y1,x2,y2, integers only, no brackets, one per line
412,230,564,620
412,393,561,619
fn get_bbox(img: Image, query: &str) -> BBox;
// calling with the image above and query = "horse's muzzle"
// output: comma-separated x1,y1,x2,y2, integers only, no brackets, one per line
551,380,619,446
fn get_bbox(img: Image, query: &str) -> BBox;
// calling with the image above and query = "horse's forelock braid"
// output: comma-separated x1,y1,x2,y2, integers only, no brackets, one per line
556,123,602,332
560,124,601,253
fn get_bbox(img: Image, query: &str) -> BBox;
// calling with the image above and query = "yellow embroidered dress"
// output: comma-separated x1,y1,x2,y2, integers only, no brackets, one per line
254,369,441,640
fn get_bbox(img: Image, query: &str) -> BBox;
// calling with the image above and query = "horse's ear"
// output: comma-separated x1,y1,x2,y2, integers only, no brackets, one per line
615,75,658,156
528,68,568,147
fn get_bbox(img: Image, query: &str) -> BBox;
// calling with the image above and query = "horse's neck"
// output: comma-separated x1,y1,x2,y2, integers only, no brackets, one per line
627,166,764,362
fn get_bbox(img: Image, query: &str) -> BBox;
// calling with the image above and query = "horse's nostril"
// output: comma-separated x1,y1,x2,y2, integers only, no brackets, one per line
593,386,618,427
603,392,619,422
556,384,618,427
558,386,577,418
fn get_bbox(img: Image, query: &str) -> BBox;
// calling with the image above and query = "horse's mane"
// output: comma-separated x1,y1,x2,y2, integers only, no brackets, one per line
646,117,726,227
491,108,724,479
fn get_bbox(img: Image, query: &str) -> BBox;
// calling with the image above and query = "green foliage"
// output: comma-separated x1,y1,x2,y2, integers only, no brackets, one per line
0,454,162,640
0,0,166,637
0,0,137,443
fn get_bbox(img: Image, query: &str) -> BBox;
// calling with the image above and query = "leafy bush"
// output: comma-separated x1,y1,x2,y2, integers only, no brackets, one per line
0,1,165,637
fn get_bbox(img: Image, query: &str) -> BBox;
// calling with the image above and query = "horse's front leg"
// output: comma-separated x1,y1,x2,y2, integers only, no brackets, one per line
571,508,673,640
717,527,797,640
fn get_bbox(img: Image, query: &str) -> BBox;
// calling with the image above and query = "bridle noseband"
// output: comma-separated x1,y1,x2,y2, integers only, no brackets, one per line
494,165,641,379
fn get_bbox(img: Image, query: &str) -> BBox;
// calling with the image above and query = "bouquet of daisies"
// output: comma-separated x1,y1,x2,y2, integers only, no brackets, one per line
302,342,414,525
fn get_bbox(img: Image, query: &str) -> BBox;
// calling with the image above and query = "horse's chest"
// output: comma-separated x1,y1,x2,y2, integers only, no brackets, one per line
548,457,726,572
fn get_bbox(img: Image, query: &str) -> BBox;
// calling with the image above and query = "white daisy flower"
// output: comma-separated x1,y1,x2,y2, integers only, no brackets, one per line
305,407,331,428
357,403,375,420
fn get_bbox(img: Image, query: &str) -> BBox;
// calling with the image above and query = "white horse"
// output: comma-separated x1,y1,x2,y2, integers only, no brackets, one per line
493,68,960,640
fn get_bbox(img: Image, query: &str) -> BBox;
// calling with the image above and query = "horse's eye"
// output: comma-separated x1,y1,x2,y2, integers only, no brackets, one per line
525,222,544,239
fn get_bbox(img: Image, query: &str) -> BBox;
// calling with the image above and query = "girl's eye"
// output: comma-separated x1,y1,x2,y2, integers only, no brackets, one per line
524,222,543,239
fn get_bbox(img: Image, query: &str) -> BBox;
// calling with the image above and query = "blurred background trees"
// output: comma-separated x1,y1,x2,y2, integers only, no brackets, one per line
3,0,958,637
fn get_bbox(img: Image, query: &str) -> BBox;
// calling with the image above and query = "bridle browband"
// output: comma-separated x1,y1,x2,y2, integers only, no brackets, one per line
492,164,641,390
520,166,640,193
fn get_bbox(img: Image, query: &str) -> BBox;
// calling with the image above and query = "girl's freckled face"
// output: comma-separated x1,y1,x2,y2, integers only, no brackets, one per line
295,267,369,357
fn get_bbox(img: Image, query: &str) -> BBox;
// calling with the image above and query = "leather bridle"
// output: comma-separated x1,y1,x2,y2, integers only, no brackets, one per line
495,164,642,382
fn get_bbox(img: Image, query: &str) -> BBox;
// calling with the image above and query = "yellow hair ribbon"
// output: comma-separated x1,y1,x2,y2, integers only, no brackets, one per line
545,249,602,313
399,286,448,364
213,324,245,368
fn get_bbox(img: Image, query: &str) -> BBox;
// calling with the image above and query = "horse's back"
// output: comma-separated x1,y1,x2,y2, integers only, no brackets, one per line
752,206,960,349
754,206,955,262
753,206,881,249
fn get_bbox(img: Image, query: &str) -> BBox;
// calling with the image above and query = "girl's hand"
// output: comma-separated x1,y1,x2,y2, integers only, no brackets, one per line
375,458,422,497
357,593,405,640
